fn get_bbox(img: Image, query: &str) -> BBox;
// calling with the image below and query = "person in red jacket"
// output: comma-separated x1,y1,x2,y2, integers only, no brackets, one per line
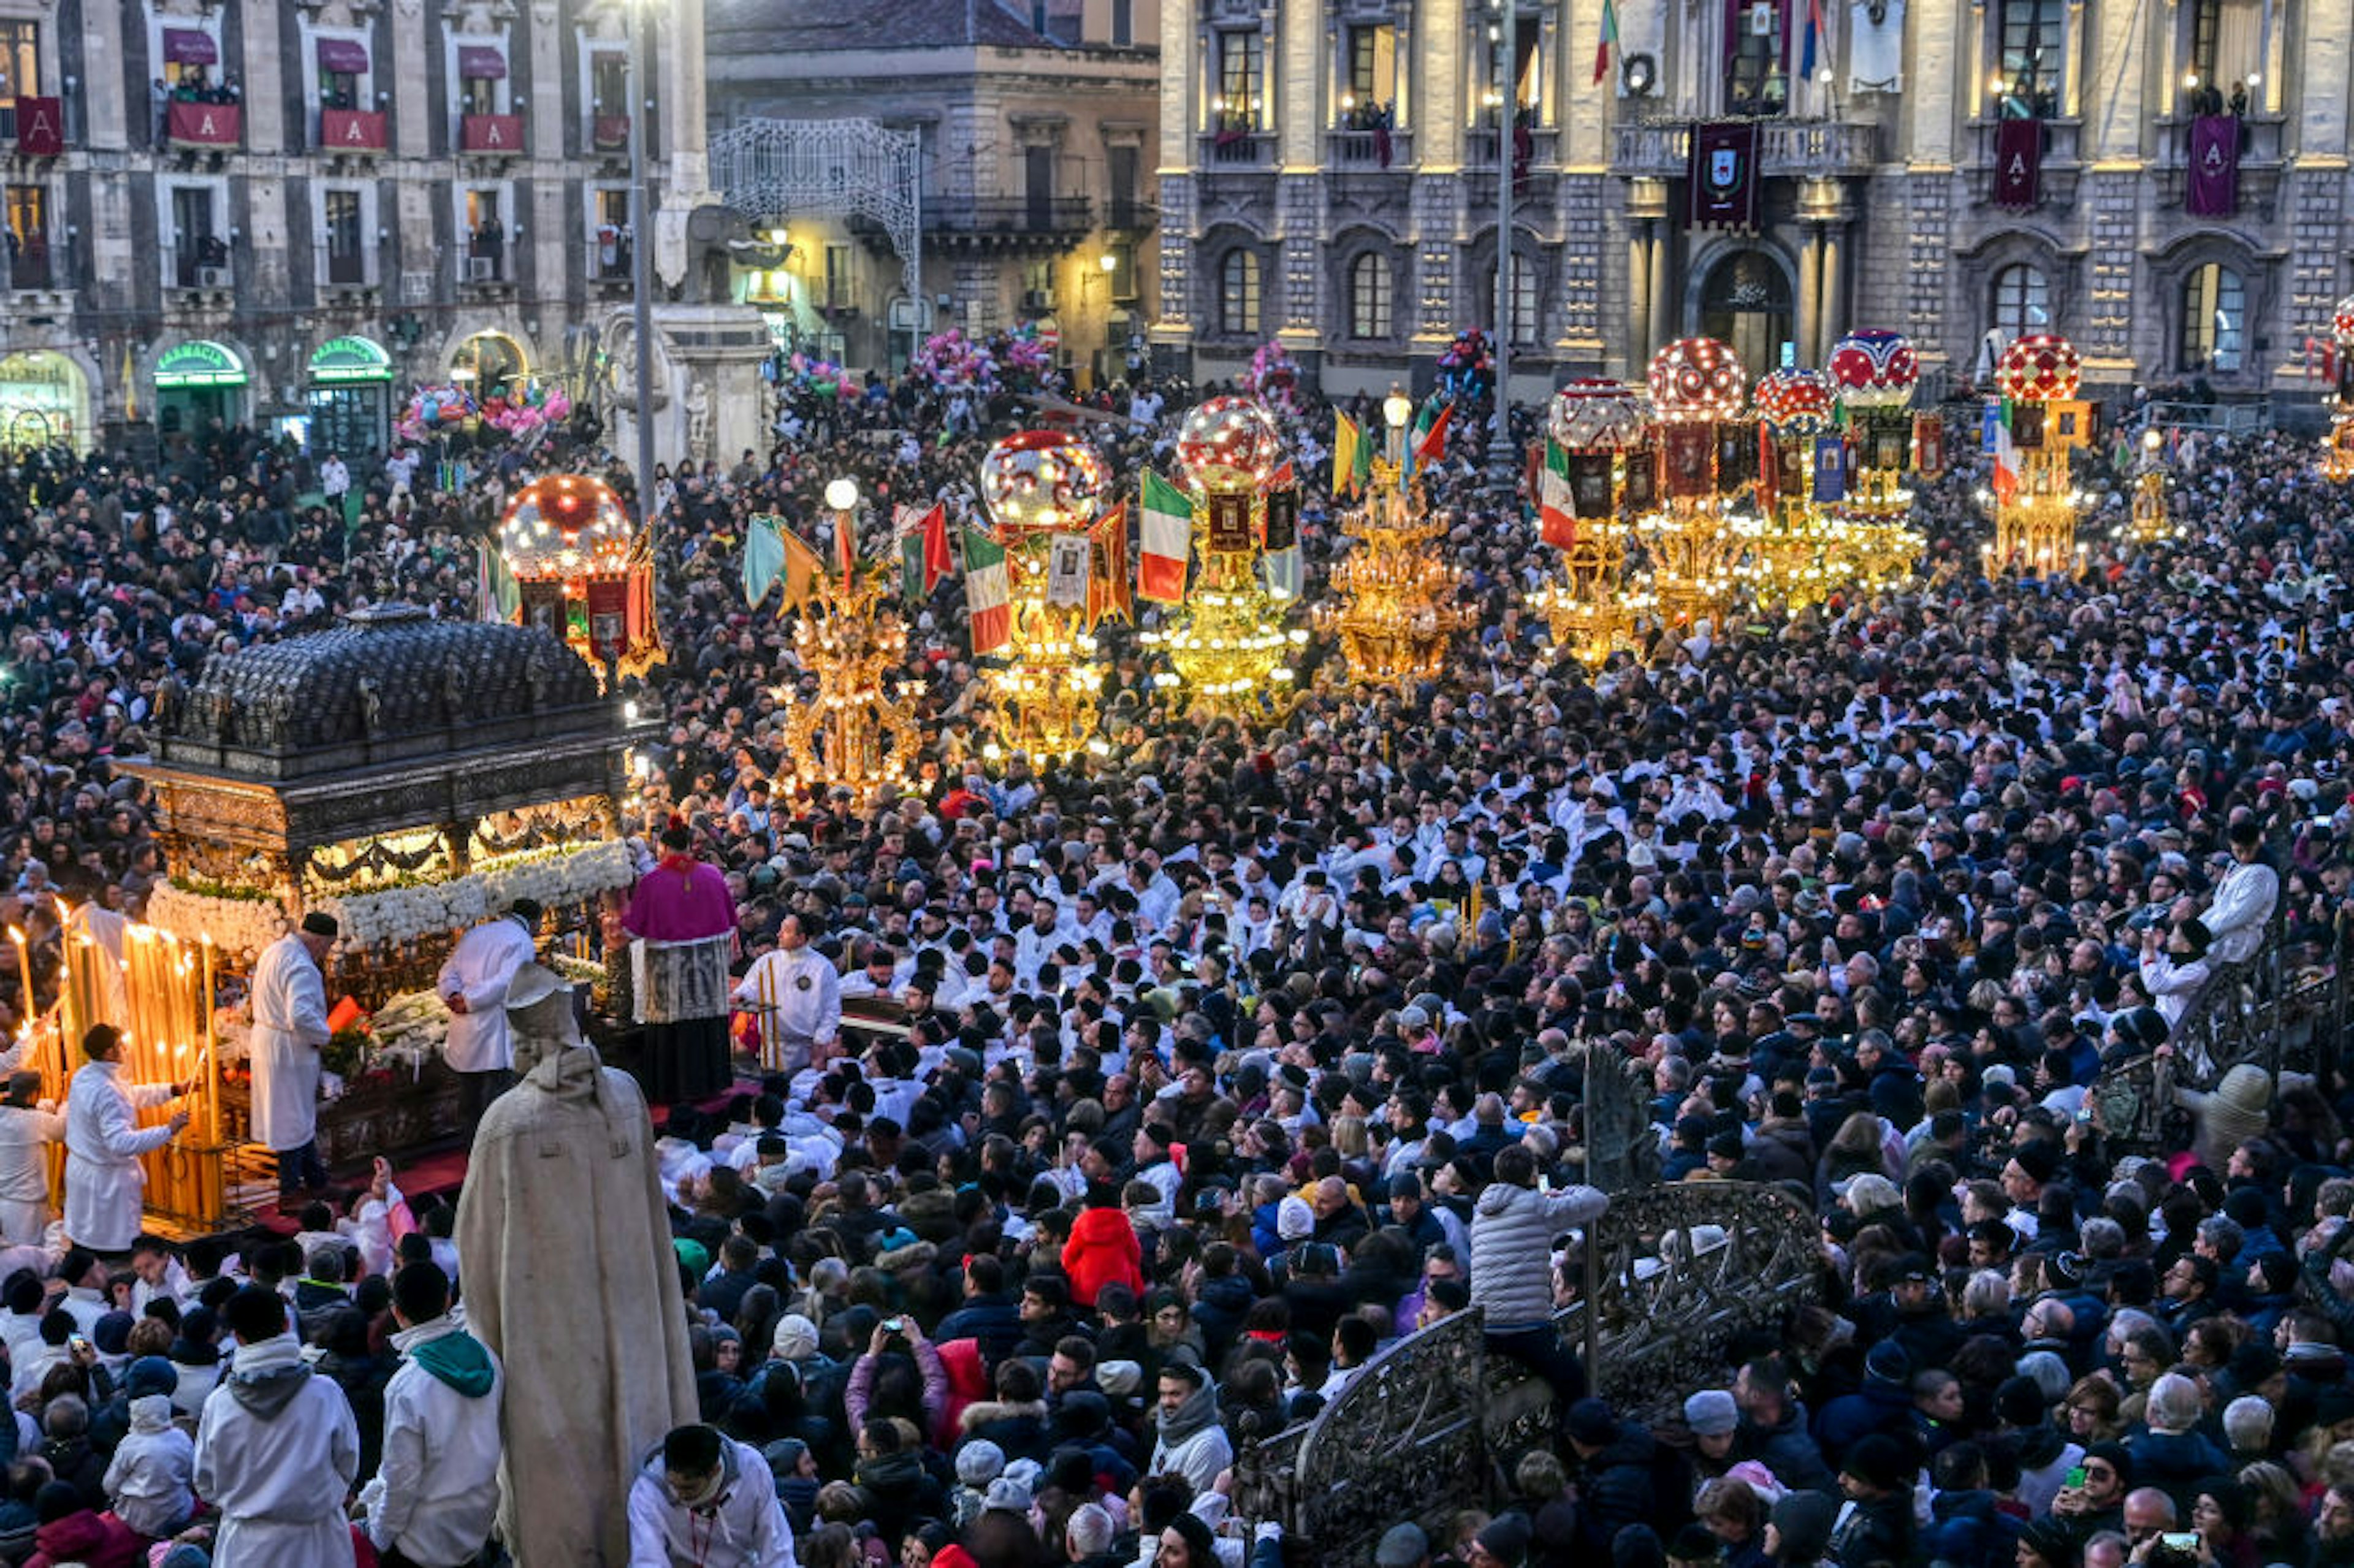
1061,1183,1145,1309
22,1482,142,1568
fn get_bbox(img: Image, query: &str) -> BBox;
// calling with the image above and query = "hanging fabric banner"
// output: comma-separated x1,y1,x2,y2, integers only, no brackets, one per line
1686,121,1763,232
1811,436,1849,502
1913,413,1945,478
1992,118,2042,210
2185,115,2240,216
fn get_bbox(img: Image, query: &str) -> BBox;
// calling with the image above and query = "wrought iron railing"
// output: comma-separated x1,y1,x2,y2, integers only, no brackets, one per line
1232,1182,1823,1562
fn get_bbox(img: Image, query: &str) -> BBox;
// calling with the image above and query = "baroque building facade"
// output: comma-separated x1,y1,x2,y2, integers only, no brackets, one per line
1153,0,2345,404
705,0,1162,389
0,0,712,458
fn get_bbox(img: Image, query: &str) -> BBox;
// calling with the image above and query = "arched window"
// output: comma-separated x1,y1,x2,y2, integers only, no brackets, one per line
2179,262,2245,373
1218,251,1260,337
1509,253,1541,344
1348,253,1392,339
1989,263,2050,341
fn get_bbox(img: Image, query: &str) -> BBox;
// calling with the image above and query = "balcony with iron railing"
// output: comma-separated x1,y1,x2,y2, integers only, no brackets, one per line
458,243,510,287
1326,126,1412,169
6,236,55,291
1612,116,1880,178
1466,123,1558,169
1196,129,1275,169
1964,116,2084,207
2150,112,2287,219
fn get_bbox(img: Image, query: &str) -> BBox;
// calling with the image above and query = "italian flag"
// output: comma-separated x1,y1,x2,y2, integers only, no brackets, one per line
1986,399,2019,505
1138,470,1192,604
1411,396,1453,471
1594,0,1621,86
1539,440,1577,549
964,527,1011,655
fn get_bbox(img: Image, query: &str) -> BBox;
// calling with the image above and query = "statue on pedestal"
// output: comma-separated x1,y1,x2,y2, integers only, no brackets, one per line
454,964,693,1566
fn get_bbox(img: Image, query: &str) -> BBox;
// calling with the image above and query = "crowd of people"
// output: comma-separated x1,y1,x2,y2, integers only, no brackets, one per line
0,355,2346,1568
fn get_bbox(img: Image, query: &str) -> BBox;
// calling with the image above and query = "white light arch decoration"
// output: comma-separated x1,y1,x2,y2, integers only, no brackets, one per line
709,118,924,314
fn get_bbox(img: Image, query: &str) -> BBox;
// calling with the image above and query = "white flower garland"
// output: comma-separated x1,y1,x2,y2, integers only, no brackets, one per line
149,840,636,956
143,881,289,961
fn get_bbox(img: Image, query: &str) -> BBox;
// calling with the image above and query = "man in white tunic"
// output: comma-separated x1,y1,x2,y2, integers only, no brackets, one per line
625,1422,799,1568
0,1071,64,1244
63,1026,191,1255
251,913,337,1198
731,915,840,1076
438,898,539,1132
2204,817,2280,966
194,1282,361,1568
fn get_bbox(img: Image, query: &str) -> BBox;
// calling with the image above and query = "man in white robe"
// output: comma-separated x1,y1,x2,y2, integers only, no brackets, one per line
63,1025,191,1254
0,1071,64,1244
251,913,337,1197
439,898,539,1130
194,1282,362,1568
731,915,840,1075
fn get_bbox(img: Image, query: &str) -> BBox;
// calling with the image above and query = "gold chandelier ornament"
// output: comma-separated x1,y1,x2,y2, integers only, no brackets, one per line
778,548,924,805
1315,391,1472,686
1746,368,1839,612
1824,329,1925,593
1142,397,1305,717
1527,378,1648,668
1982,332,2089,576
974,430,1109,763
1636,338,1751,628
2129,426,2176,546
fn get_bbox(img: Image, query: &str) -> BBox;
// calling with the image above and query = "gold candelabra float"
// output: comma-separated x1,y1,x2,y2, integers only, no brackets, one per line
1983,332,2092,576
1824,330,1929,593
1317,391,1473,685
1636,338,1751,628
2326,294,2354,483
1746,368,1839,611
778,494,924,804
2128,427,2176,546
1529,378,1651,668
972,430,1111,763
1141,396,1306,717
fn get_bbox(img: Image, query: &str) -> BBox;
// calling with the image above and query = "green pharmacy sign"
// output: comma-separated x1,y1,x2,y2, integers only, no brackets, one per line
308,336,394,385
153,340,249,389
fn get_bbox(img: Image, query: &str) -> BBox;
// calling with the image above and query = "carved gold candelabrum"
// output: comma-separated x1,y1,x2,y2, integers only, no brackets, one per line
983,582,1103,765
2326,416,2354,484
1631,496,1745,628
1529,524,1637,669
1986,446,2085,577
779,568,924,803
1144,543,1305,713
1314,460,1473,685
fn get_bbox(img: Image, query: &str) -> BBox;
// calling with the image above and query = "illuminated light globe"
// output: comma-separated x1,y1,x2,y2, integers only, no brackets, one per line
2333,294,2354,344
499,473,631,575
1547,379,1651,451
1175,395,1283,492
1753,370,1835,436
1994,333,2084,403
978,429,1111,535
1826,330,1920,410
1647,337,1746,424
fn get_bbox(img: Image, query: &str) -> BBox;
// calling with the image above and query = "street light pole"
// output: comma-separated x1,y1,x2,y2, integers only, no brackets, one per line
1489,1,1517,494
628,0,657,523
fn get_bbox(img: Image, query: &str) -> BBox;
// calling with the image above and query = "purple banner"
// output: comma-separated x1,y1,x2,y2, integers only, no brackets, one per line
1992,118,2041,210
457,45,507,79
317,37,370,75
1686,120,1762,232
2186,115,2239,216
163,28,217,65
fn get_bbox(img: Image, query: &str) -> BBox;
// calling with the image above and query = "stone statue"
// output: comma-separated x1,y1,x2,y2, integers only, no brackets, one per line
454,965,693,1566
440,658,467,726
154,671,186,735
356,674,383,739
684,376,712,467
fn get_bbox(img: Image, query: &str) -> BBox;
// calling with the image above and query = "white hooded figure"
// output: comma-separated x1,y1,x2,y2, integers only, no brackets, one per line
104,1390,196,1539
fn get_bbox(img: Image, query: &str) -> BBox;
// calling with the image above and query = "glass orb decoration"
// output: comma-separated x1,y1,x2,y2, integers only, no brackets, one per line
1547,379,1651,452
1826,330,1921,410
1994,333,2084,404
499,474,631,576
978,429,1112,536
2333,294,2354,346
1646,338,1747,425
1175,395,1284,492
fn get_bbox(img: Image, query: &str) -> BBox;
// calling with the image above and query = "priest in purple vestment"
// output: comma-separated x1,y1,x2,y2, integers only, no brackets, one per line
620,822,739,1106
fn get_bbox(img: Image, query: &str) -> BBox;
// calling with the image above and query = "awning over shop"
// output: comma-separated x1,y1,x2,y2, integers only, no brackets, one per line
317,37,370,75
163,29,218,66
457,45,506,79
154,340,248,390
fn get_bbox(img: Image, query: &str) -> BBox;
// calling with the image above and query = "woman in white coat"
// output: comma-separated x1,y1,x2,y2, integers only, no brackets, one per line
63,1024,191,1254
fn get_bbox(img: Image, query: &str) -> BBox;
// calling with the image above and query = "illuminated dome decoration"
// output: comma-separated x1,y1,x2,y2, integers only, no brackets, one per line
1994,333,2084,403
977,429,1111,535
1753,370,1835,436
2333,294,2354,344
499,474,631,576
1646,338,1746,425
1176,395,1284,492
1826,330,1920,409
1547,379,1651,451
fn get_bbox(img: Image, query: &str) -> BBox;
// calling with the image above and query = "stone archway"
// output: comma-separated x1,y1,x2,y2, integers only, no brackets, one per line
1693,246,1796,381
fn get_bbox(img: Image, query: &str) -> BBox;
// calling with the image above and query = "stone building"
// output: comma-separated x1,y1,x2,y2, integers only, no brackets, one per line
0,0,718,459
1154,0,2345,406
706,0,1162,388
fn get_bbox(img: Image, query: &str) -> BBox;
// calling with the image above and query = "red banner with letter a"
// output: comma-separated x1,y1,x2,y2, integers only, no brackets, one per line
14,97,60,156
1992,118,2041,210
